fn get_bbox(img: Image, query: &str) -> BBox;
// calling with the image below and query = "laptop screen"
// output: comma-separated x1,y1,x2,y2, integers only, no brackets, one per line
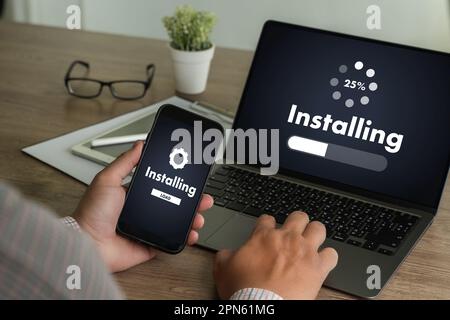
233,21,450,212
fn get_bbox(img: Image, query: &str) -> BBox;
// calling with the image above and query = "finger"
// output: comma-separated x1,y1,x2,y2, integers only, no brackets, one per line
281,211,309,233
192,213,205,230
318,247,339,274
187,230,199,245
302,221,327,250
100,141,144,184
252,214,276,234
197,194,214,212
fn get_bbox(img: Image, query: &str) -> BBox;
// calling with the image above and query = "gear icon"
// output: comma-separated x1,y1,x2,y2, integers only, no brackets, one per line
169,147,189,170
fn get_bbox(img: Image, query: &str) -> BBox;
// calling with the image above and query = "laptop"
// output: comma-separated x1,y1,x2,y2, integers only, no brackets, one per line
197,20,450,298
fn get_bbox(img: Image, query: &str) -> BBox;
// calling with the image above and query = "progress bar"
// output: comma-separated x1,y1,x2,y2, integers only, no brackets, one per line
287,136,388,172
151,188,181,205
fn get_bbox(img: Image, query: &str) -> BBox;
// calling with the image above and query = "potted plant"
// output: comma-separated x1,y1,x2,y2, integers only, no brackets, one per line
163,5,217,94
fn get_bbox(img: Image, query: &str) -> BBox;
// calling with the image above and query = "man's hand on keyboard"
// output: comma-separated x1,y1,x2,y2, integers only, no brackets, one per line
214,212,338,299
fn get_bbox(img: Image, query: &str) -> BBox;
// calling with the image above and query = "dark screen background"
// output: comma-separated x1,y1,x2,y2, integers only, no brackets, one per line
235,22,450,209
119,109,212,250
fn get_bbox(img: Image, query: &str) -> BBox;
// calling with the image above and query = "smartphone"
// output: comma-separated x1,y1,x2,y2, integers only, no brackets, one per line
117,104,223,253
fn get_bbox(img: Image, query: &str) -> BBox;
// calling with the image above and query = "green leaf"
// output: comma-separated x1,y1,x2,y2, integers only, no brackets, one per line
162,5,217,51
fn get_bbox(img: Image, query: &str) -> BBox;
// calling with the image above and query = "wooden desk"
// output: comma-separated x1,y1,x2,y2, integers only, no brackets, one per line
0,21,449,300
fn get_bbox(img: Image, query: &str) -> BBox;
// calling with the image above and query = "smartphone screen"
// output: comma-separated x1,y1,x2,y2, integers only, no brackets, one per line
117,104,223,253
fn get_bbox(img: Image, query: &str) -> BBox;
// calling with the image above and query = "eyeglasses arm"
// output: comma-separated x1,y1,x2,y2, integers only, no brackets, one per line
145,64,156,87
64,60,90,82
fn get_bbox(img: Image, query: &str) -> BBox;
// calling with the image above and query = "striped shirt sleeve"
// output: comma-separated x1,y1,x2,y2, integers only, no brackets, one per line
230,288,283,300
0,183,123,299
60,216,80,231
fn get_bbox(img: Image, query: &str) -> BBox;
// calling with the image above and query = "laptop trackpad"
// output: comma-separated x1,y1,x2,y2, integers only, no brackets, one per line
205,214,256,250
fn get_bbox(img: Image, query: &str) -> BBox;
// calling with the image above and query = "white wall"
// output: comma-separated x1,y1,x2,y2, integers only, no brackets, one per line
5,0,450,53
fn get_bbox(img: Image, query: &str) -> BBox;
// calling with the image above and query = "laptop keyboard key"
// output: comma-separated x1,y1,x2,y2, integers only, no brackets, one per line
226,201,246,212
263,205,277,214
244,206,264,217
378,248,394,256
395,234,404,241
223,193,237,202
204,187,224,198
206,180,226,190
363,241,379,251
366,228,402,248
214,198,228,207
215,167,232,176
332,232,348,242
210,174,229,183
225,186,237,193
387,241,399,248
347,239,362,247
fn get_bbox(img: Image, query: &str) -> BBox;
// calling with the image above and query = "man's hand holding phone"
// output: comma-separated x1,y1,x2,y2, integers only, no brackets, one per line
74,141,213,272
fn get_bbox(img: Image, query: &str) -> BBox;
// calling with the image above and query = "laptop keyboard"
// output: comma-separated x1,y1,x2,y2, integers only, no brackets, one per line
205,166,420,256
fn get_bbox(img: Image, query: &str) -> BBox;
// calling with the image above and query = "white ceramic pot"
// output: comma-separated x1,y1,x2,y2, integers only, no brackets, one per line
169,44,215,94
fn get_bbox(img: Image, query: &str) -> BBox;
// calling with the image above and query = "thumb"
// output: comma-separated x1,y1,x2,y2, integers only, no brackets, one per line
99,141,144,185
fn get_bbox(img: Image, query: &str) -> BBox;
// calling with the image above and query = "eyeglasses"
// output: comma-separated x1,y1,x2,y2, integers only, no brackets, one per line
64,60,155,100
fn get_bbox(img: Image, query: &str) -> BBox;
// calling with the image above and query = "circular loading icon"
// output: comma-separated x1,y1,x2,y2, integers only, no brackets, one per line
330,61,378,108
